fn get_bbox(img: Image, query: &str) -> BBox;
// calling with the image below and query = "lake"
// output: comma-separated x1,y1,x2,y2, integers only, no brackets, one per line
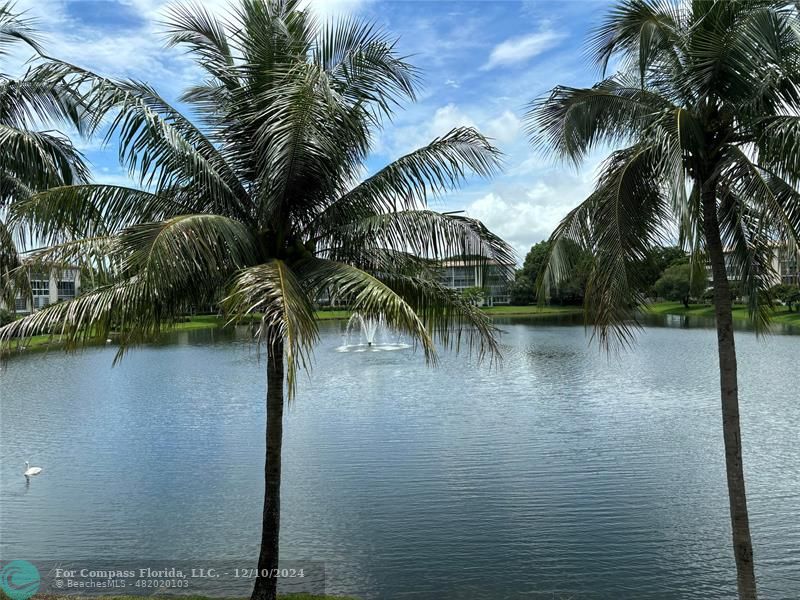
1,317,798,599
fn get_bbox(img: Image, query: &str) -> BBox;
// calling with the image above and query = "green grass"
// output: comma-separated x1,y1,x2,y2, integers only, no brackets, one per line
313,310,352,320
164,306,580,327
645,301,800,325
479,304,582,316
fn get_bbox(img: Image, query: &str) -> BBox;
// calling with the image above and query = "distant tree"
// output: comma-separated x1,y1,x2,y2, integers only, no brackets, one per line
513,240,591,305
771,284,800,311
550,249,592,305
0,308,14,326
509,272,535,305
639,246,688,295
654,263,707,308
510,241,550,304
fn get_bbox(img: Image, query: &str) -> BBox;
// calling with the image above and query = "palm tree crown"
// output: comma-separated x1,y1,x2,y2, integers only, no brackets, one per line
528,0,800,345
3,0,513,384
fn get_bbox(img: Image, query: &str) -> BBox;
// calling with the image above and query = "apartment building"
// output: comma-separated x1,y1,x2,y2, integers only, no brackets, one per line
437,259,514,306
3,268,82,314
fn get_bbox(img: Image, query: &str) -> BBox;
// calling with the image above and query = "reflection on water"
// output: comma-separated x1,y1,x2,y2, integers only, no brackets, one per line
1,316,798,599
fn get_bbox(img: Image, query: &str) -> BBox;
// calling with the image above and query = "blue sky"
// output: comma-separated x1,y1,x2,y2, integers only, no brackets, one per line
14,0,613,260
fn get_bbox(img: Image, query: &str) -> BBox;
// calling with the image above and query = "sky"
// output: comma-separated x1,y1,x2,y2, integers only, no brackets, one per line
11,0,615,261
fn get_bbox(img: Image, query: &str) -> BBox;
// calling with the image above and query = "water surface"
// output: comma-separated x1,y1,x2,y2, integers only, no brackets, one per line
1,318,798,599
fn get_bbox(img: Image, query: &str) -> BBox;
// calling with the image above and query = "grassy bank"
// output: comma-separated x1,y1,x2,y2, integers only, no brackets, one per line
6,301,798,357
479,304,581,317
2,312,352,355
645,302,800,326
169,306,583,328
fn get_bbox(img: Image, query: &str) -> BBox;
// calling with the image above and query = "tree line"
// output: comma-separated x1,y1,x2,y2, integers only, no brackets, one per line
511,241,800,312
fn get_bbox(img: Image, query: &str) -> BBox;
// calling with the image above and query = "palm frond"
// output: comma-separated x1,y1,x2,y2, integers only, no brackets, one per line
720,146,800,246
310,127,501,234
30,61,251,219
223,259,319,397
526,77,675,165
589,0,687,81
314,16,419,119
0,124,89,190
323,209,515,270
0,216,22,306
0,275,191,355
117,214,258,289
539,144,671,349
163,2,240,89
0,2,41,56
252,61,365,222
0,72,87,132
716,187,776,332
10,184,196,242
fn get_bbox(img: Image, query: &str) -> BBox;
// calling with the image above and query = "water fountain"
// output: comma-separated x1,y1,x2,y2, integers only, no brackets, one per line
336,312,411,352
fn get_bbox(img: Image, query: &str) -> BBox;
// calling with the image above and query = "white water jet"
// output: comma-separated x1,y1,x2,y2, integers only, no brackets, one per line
336,313,410,352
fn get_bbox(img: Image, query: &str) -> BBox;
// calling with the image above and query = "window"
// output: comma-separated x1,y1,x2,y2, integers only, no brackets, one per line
15,296,27,312
452,266,476,289
57,280,75,300
31,277,50,309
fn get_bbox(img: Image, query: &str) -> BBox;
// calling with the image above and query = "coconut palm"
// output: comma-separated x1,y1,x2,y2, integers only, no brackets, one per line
526,1,800,598
0,1,88,308
0,2,513,599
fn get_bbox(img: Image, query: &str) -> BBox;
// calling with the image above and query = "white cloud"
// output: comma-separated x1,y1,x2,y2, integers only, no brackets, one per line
303,0,371,18
379,103,477,158
462,155,602,260
431,103,477,133
379,102,527,161
482,29,565,70
484,110,522,145
464,189,570,260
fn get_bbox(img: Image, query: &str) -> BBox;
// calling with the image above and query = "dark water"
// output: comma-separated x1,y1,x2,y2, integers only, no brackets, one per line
1,318,798,599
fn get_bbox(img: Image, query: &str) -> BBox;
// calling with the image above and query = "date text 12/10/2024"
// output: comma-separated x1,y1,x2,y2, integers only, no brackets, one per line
25,561,326,596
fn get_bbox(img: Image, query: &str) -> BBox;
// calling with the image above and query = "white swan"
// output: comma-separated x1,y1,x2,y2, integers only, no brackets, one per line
23,461,42,478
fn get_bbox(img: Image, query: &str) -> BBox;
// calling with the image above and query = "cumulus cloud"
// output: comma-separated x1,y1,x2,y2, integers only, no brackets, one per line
482,29,565,70
462,159,601,260
379,103,527,161
484,110,522,145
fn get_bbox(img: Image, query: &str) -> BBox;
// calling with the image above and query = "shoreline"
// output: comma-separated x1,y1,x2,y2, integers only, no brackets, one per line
3,302,798,357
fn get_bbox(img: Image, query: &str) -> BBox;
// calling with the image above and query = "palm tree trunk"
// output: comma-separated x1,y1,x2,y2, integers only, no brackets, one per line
701,185,758,600
251,338,284,600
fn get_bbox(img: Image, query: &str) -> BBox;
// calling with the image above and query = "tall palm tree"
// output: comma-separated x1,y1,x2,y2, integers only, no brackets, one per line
0,1,87,308
0,2,513,599
526,1,800,598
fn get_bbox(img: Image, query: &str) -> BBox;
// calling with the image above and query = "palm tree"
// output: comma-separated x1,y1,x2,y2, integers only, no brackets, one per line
526,1,800,598
0,2,513,599
0,1,87,309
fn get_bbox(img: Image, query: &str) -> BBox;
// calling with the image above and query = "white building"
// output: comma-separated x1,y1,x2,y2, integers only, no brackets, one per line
775,246,799,285
316,258,514,307
437,259,514,306
3,268,82,314
714,245,800,287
